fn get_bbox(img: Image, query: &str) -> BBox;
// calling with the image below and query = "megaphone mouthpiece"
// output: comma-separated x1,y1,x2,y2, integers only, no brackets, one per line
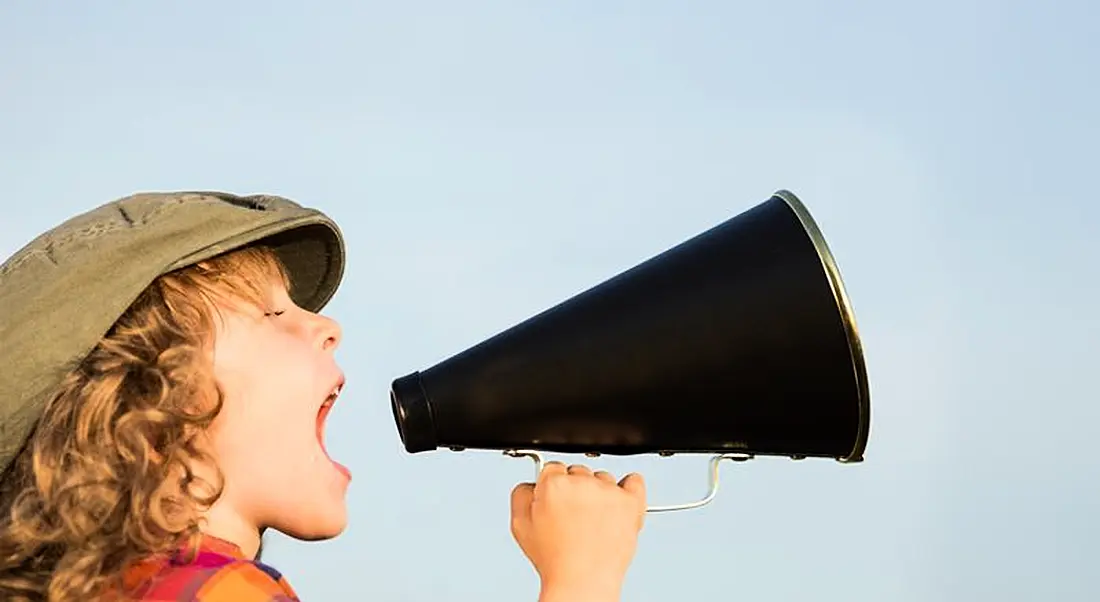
390,373,436,453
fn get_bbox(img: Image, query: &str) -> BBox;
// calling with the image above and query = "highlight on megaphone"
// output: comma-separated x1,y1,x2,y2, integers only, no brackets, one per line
389,189,869,513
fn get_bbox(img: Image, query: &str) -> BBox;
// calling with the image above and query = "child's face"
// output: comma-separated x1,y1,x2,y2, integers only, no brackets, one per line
204,277,350,542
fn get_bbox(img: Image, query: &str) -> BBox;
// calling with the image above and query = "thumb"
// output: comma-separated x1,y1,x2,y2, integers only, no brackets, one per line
510,482,534,528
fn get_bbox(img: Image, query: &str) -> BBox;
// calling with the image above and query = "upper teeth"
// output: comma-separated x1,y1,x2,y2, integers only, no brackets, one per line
324,385,342,405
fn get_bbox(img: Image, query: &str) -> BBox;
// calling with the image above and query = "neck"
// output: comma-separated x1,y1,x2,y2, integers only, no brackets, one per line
200,505,263,559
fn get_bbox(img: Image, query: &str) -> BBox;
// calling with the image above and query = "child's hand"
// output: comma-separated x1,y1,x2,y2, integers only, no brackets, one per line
510,461,647,602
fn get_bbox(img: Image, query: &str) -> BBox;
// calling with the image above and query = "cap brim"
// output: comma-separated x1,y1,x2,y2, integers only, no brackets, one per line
165,212,346,314
261,222,345,313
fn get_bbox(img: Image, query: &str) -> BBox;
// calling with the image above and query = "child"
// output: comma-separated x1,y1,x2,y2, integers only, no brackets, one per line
0,192,647,602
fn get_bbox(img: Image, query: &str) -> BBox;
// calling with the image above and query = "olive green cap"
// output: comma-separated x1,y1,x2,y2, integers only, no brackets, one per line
0,191,346,475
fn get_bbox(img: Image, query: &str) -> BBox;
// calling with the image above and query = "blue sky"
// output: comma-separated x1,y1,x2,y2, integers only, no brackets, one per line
1,1,1097,600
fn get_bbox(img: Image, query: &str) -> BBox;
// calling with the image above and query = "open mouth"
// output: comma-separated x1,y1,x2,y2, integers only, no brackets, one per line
317,381,351,481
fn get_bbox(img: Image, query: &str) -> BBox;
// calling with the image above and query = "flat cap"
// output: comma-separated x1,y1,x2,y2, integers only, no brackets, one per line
0,191,345,474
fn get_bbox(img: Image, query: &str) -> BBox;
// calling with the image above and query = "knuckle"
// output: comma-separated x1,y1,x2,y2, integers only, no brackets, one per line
542,472,569,490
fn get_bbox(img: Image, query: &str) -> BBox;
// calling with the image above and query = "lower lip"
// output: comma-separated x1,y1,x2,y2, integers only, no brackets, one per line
330,458,352,481
320,442,351,482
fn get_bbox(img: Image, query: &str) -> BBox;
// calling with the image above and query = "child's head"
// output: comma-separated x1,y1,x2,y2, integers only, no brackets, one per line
0,192,347,600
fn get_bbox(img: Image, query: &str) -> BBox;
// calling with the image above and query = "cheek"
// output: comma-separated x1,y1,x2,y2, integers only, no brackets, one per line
211,372,319,460
209,330,325,473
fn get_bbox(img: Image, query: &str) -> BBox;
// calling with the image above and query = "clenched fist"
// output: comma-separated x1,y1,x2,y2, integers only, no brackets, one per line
510,462,647,602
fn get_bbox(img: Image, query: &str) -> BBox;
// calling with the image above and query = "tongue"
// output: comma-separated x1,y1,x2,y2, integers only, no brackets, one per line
316,405,352,480
315,404,329,450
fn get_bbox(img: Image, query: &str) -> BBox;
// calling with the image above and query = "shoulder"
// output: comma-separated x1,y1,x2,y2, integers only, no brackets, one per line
131,555,300,602
189,559,299,602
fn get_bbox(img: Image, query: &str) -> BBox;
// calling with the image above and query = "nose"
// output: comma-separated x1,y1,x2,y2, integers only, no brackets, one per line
312,313,342,352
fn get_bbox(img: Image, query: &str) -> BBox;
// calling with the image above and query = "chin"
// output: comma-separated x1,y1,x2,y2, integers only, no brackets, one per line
276,510,349,542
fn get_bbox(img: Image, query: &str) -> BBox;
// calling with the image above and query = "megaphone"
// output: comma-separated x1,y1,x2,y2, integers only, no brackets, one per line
390,190,869,512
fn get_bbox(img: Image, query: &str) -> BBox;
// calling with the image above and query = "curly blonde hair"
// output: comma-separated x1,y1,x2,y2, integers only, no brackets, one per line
0,245,289,602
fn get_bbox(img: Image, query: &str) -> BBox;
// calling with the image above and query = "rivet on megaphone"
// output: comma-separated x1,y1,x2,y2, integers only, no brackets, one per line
658,451,675,457
790,454,806,460
585,452,601,458
448,446,466,452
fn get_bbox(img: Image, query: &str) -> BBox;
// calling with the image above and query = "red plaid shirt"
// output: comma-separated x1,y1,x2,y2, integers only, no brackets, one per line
117,534,300,601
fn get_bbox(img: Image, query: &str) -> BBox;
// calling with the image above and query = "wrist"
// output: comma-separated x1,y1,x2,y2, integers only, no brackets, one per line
539,578,622,602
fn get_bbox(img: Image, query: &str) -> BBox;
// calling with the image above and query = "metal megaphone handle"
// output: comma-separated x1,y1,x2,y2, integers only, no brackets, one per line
504,449,754,513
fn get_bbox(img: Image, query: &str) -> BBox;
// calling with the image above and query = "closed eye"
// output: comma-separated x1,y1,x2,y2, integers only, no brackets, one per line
264,310,286,317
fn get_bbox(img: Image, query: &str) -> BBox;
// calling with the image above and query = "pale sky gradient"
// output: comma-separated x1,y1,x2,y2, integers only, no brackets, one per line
1,2,1097,601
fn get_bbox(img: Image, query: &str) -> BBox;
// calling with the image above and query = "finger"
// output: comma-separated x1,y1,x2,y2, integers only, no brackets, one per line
618,472,647,499
593,470,617,484
537,461,567,485
567,464,593,477
619,473,648,530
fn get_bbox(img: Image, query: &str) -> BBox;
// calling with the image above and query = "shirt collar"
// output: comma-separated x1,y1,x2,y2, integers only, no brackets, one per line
194,533,249,560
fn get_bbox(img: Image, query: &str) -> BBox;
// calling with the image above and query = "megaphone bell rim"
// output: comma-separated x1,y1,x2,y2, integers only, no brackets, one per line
772,189,870,464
